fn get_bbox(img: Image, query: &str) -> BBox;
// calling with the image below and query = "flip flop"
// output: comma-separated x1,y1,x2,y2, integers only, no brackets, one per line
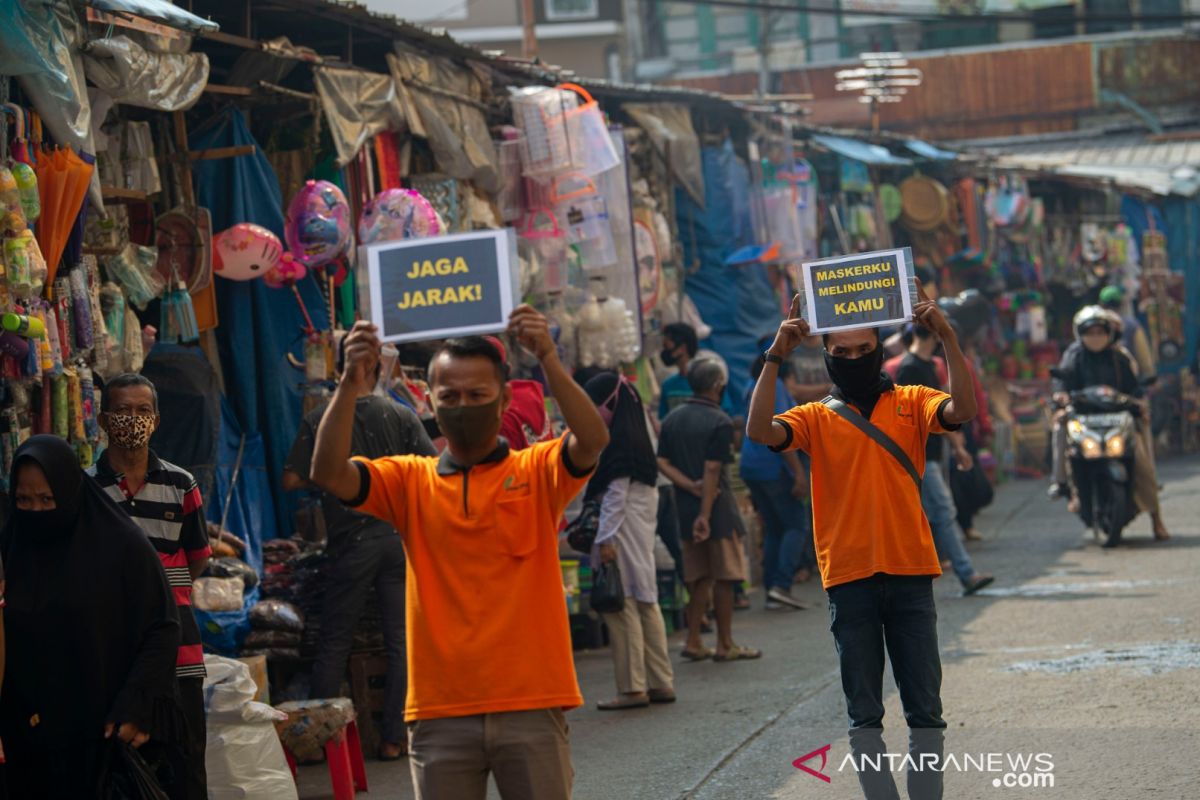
680,646,714,662
713,645,763,663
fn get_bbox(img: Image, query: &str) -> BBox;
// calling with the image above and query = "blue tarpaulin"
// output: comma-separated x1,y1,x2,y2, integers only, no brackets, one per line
88,0,218,32
190,107,330,536
906,139,958,161
196,398,271,654
813,134,913,167
676,141,782,415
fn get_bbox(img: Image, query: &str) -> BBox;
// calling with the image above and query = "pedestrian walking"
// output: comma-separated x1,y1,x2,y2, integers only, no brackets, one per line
582,371,676,710
91,374,210,799
895,325,995,596
310,307,608,800
740,352,814,611
283,336,437,760
747,283,977,800
658,359,760,663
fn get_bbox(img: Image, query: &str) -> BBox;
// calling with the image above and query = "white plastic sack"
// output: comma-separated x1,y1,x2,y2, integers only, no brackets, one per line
204,655,297,800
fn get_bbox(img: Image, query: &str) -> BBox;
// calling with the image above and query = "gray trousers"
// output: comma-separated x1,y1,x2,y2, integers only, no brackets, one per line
310,528,408,743
408,709,573,800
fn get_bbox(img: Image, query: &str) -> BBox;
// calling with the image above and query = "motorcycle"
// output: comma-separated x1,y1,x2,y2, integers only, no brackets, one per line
1054,384,1143,547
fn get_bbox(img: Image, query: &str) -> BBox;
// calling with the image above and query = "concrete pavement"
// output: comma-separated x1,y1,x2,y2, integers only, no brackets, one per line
297,456,1200,799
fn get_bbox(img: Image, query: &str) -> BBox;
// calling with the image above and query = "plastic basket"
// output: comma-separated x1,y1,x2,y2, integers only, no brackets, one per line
521,208,569,292
511,86,580,178
557,83,621,177
550,173,616,269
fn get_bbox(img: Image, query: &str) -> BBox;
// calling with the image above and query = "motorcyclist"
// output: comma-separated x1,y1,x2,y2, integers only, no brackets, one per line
1048,306,1170,541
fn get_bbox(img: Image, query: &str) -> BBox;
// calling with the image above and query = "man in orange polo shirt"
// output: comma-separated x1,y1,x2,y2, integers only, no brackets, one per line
310,306,609,800
747,283,976,800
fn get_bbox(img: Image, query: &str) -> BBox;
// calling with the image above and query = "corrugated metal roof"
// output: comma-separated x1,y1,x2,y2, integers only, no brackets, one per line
967,132,1200,195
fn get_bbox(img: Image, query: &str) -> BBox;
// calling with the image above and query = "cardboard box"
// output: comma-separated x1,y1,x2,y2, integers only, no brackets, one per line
238,655,270,705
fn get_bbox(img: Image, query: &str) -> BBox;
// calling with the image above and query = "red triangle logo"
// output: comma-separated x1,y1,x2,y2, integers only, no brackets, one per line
793,744,833,783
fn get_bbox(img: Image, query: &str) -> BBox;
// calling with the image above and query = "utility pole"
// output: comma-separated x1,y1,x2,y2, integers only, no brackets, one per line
521,0,538,59
758,9,773,97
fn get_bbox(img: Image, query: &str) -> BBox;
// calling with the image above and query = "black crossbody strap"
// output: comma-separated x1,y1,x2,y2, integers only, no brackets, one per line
822,396,922,491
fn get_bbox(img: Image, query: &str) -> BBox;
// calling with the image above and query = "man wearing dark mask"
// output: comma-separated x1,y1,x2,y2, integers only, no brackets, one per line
283,335,436,760
310,306,609,800
90,374,210,800
747,283,977,800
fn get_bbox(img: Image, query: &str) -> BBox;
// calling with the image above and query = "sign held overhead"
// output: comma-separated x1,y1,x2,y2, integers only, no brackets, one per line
802,247,916,333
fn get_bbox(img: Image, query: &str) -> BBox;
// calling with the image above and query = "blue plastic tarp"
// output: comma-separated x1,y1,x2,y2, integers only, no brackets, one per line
907,139,958,160
196,398,271,655
190,107,330,535
813,134,912,167
89,0,219,32
676,141,783,416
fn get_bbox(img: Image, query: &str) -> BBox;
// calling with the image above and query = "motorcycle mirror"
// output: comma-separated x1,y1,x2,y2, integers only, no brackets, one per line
1140,375,1158,388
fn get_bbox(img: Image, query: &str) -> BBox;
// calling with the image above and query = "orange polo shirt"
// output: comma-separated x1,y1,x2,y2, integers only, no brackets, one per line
351,434,590,721
773,385,954,589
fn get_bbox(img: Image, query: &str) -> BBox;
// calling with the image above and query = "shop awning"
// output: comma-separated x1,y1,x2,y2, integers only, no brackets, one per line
811,134,912,166
906,139,957,160
88,0,219,33
964,131,1200,196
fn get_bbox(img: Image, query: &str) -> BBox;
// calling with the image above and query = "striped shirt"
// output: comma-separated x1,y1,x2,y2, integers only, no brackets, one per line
90,450,211,679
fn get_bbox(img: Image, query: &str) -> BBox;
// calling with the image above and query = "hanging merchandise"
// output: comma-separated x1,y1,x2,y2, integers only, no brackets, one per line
633,218,661,316
495,131,524,223
34,143,94,285
557,84,621,177
899,175,950,233
544,290,578,367
551,173,616,270
357,188,443,244
521,209,570,293
262,253,307,290
0,164,28,234
285,180,352,268
510,85,580,178
988,175,1031,229
214,223,284,281
576,276,639,369
104,244,164,309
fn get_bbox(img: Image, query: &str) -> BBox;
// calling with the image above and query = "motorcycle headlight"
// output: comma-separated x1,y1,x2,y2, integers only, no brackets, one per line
1105,434,1125,458
1081,436,1102,459
1067,419,1084,440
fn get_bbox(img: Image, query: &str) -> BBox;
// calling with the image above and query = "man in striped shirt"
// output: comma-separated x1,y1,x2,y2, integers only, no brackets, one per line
91,373,209,800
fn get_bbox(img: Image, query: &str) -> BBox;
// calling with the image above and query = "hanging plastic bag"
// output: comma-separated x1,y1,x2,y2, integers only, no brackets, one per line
590,560,625,614
194,576,245,612
551,173,616,269
510,85,579,178
521,209,569,292
249,598,305,633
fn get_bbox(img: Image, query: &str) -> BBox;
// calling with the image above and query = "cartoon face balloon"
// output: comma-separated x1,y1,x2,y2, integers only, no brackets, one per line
285,180,351,268
214,223,283,281
263,252,308,289
358,189,443,245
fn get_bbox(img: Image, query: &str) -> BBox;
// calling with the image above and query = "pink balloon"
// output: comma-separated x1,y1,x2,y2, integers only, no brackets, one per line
263,252,308,289
358,189,442,244
285,180,352,268
214,223,283,281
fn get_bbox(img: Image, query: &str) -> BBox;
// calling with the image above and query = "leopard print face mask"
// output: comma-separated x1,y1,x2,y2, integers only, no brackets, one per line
105,413,156,450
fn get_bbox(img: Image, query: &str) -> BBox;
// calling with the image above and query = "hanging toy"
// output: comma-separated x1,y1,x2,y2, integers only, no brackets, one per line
11,161,40,223
285,180,352,268
0,165,28,235
214,223,284,281
358,188,443,245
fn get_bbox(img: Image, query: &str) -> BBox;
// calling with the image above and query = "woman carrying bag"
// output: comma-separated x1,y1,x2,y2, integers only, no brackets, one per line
582,372,676,711
0,436,183,798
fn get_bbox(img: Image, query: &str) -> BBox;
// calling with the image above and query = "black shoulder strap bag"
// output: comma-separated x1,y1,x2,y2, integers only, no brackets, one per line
821,396,922,492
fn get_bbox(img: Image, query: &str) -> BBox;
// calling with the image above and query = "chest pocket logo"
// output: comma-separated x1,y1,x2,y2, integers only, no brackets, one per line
895,402,916,427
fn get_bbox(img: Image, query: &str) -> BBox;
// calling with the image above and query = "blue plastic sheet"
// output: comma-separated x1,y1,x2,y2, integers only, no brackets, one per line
196,398,271,655
676,141,783,416
190,107,330,533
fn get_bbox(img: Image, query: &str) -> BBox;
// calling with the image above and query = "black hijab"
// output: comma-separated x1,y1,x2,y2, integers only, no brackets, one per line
583,372,659,500
0,435,182,753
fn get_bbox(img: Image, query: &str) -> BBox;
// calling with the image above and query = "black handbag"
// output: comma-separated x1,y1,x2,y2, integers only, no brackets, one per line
951,460,994,512
589,561,625,614
97,739,171,800
565,498,602,555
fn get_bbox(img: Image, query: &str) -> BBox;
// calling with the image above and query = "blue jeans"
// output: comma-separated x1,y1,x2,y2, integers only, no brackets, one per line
744,477,813,592
921,466,975,586
828,574,946,800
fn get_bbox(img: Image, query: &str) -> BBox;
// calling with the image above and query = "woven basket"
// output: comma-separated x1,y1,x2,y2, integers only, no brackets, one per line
899,176,950,233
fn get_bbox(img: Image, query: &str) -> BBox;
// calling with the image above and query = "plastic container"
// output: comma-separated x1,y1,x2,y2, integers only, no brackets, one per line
521,209,569,293
4,235,33,298
375,343,399,396
510,86,579,178
11,161,40,223
551,173,616,269
557,83,621,177
2,313,45,338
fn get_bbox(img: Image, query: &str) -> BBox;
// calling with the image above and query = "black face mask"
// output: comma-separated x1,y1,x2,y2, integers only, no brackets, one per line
436,397,503,452
824,345,886,401
660,347,679,367
11,506,79,544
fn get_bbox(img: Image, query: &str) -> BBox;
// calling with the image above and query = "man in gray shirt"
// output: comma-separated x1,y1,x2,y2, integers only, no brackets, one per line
284,338,436,760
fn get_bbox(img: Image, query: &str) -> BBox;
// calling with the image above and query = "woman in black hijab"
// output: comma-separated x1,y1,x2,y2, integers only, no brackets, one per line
0,435,182,797
581,371,675,710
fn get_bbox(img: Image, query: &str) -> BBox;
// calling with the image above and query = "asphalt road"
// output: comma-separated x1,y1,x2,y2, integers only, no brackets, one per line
298,456,1200,800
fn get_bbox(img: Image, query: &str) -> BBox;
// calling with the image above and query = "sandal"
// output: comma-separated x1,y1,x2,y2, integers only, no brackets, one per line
714,645,763,662
378,741,407,761
680,646,714,662
597,693,650,710
648,689,677,704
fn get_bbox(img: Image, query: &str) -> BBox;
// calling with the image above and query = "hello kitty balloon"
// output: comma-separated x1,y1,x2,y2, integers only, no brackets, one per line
214,223,283,281
358,188,443,245
285,180,352,268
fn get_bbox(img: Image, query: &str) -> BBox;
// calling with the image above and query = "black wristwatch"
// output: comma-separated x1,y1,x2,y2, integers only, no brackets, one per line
764,351,784,365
